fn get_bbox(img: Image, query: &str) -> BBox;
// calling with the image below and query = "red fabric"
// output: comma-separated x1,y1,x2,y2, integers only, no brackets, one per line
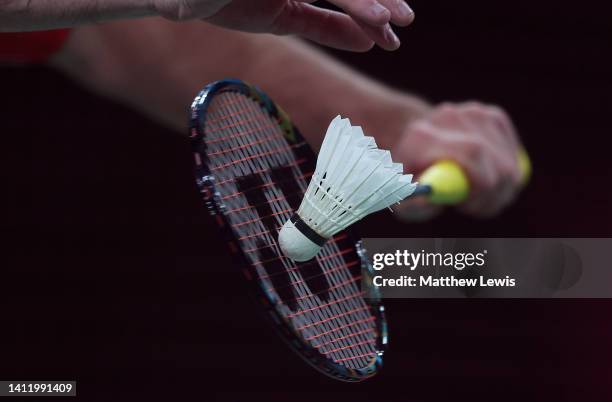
0,29,71,63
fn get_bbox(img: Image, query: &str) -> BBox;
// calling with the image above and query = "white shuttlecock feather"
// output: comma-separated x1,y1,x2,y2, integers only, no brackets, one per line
278,115,417,261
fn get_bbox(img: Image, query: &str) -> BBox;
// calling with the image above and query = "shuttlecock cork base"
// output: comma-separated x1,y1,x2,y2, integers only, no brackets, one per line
279,115,417,262
279,214,327,262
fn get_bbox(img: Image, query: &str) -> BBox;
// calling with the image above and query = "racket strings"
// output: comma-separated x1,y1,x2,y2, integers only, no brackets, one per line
255,243,352,275
261,258,359,292
219,169,312,191
203,92,378,368
208,95,377,366
214,94,377,366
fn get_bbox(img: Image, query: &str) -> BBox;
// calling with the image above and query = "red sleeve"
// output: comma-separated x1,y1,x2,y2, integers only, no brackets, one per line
0,29,71,64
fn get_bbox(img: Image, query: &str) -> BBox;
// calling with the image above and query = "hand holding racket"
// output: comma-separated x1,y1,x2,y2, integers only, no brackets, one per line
392,102,530,221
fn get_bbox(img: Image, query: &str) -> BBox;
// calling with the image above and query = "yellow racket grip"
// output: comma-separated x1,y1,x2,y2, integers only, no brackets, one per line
419,149,531,205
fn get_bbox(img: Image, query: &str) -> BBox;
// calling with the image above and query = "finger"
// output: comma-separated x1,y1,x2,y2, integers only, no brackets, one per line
463,106,522,183
457,163,504,217
433,104,521,184
460,103,518,150
326,0,392,26
274,3,375,51
430,103,506,150
459,173,516,217
483,105,522,149
393,196,443,222
459,191,500,218
429,103,473,132
454,138,519,216
355,20,400,50
378,0,415,26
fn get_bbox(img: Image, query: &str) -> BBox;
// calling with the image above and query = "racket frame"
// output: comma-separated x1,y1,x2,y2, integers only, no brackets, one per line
189,79,388,382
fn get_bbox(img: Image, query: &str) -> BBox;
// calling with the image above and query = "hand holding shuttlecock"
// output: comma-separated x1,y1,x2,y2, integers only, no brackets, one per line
279,116,417,262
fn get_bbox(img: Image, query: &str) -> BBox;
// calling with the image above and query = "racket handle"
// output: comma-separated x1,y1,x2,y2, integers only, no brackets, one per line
417,148,531,205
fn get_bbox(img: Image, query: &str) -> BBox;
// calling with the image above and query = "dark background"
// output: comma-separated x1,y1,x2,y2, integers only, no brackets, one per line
1,1,611,401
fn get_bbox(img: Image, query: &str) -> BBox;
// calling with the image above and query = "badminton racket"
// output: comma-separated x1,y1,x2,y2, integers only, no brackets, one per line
190,79,387,382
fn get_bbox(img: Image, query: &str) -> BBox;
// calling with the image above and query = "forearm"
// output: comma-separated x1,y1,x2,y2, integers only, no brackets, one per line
242,32,430,149
0,0,155,32
51,18,429,148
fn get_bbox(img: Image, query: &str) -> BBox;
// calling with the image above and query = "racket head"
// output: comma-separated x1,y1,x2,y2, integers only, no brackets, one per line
189,79,387,382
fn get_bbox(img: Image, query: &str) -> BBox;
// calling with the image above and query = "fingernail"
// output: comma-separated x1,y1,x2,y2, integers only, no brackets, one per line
398,2,414,18
370,3,390,20
385,25,401,49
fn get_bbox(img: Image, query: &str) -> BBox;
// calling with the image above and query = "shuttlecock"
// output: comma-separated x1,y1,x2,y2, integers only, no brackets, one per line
279,115,417,261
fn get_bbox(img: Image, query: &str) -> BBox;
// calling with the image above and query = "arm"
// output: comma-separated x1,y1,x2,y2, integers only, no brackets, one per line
0,0,154,31
1,0,413,51
50,18,429,149
51,17,524,218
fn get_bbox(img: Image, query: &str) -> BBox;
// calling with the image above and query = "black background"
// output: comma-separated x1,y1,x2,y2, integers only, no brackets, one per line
1,1,611,401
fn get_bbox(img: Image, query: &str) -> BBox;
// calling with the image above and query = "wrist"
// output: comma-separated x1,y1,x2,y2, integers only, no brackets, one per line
364,91,431,151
